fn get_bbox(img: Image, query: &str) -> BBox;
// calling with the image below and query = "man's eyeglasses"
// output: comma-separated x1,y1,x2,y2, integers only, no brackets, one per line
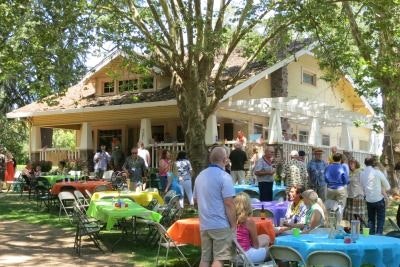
132,152,138,154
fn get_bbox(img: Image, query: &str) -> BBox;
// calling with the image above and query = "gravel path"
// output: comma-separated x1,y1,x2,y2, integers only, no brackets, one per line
0,219,132,267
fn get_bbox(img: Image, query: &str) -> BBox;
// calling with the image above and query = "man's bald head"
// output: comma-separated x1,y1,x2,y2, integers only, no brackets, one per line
209,146,227,165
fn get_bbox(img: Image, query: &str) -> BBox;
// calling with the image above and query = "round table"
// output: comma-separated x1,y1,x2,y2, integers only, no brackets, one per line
275,233,400,267
167,217,276,246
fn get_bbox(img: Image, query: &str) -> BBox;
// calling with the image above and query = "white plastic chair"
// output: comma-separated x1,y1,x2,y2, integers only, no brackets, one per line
58,191,77,221
306,250,352,267
269,245,306,267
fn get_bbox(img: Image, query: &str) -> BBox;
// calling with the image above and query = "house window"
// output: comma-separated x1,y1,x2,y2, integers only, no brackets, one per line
141,76,154,90
254,123,263,135
299,130,309,143
359,140,369,151
302,70,317,86
322,134,330,146
119,79,138,92
103,81,115,94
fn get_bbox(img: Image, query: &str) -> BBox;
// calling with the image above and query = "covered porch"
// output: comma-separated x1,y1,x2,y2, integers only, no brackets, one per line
34,96,377,169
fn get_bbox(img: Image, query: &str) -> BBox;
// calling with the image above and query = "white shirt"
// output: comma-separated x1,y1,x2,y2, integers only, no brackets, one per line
138,148,150,168
360,166,390,203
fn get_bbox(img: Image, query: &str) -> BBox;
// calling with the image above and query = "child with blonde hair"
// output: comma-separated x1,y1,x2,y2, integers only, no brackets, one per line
234,192,270,263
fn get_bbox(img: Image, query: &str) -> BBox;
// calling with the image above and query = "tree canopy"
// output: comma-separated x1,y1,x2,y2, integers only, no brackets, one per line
92,0,299,173
0,0,93,161
285,0,400,186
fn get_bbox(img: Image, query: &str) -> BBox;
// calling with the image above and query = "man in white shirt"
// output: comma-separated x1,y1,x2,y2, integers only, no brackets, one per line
360,157,390,235
93,145,111,179
137,141,151,168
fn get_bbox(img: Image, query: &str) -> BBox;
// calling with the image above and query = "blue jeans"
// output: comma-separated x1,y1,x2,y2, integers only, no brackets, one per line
366,198,385,235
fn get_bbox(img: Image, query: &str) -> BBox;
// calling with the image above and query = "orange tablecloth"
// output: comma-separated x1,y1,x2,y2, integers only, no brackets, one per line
51,180,111,195
167,217,275,246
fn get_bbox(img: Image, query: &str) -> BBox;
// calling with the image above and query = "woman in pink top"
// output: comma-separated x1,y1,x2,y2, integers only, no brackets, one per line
158,149,171,192
234,192,269,263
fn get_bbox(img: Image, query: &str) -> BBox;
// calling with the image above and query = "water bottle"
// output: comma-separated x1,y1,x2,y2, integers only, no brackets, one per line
351,220,360,242
260,204,266,220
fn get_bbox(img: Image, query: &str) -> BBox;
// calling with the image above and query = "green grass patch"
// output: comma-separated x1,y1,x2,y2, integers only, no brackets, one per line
0,194,72,229
0,193,201,266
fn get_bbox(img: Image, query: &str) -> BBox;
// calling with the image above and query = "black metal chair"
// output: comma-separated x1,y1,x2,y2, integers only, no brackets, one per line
152,221,191,267
35,185,57,211
243,189,260,200
72,203,104,256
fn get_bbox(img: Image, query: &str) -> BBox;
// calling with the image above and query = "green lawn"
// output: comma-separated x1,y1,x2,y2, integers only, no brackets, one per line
0,193,200,266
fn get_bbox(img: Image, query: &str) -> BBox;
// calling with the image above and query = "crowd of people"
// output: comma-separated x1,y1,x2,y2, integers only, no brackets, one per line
193,143,393,266
1,131,395,266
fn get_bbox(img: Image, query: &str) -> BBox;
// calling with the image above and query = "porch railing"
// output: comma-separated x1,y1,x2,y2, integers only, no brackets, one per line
36,141,374,169
39,148,80,163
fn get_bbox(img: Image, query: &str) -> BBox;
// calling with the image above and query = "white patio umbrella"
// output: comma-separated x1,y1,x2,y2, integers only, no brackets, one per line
369,131,380,155
340,123,352,150
268,108,283,144
308,117,321,146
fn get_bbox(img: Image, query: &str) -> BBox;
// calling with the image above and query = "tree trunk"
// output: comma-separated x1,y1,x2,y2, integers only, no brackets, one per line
175,81,209,181
381,86,400,193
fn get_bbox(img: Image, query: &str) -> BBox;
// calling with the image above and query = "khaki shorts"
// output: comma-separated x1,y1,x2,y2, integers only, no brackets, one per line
200,228,234,262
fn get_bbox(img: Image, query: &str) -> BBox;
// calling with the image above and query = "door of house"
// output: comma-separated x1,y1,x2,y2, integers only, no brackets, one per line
224,123,234,141
98,129,122,152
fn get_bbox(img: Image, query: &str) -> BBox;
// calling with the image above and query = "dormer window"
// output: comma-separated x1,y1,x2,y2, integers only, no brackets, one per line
103,81,115,94
118,77,154,92
119,79,138,92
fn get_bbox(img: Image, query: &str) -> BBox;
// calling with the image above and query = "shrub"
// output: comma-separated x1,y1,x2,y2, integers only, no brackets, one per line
33,160,53,172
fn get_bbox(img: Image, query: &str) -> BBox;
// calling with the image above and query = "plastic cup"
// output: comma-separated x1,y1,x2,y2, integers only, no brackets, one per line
293,228,300,237
363,228,370,237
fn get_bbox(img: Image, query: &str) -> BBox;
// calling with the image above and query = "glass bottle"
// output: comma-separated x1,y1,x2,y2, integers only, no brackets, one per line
260,204,266,220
